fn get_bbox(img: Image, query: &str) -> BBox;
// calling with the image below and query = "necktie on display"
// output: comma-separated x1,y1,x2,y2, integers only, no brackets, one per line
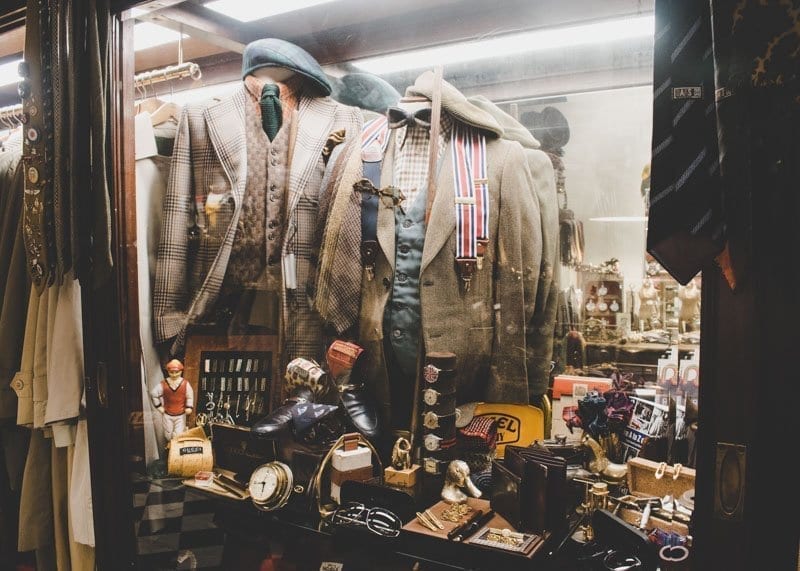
260,83,282,141
646,0,724,285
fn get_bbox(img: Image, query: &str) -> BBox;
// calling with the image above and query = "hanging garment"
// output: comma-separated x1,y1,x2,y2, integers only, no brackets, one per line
468,95,558,398
153,82,363,364
647,0,724,285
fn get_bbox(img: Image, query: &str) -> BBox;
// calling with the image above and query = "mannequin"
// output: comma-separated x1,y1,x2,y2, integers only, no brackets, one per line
315,71,541,443
638,276,661,330
678,278,701,331
153,38,363,369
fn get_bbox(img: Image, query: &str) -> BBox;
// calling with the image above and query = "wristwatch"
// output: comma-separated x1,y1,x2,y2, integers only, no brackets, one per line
423,409,458,430
423,433,456,452
248,461,294,511
422,388,456,408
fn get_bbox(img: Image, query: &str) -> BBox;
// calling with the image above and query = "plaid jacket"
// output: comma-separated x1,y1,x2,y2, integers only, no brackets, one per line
154,84,362,359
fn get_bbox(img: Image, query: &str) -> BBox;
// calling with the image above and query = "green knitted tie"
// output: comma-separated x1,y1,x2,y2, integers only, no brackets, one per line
260,83,282,141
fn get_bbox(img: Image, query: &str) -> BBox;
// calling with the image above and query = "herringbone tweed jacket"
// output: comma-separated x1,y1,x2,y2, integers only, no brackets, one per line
154,84,362,360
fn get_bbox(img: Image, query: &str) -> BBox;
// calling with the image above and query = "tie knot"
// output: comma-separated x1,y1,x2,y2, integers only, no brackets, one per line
261,83,280,100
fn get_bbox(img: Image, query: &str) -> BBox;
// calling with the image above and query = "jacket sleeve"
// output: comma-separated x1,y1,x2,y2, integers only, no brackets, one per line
487,142,542,403
153,106,194,344
526,149,559,396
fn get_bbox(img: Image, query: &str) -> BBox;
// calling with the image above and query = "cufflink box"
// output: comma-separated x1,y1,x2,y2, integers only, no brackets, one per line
384,464,421,489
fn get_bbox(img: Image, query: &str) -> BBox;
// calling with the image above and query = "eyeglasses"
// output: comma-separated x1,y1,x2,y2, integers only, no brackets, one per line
329,502,401,538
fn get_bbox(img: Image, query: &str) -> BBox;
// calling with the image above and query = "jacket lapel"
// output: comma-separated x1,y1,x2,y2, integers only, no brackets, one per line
377,138,397,271
287,96,337,214
421,151,455,273
203,85,247,205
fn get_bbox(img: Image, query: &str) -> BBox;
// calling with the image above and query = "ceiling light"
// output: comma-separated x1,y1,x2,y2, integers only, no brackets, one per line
0,59,23,88
134,22,187,52
204,0,338,22
352,15,654,74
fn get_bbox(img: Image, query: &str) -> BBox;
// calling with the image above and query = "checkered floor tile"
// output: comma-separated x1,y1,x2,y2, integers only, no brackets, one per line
133,476,226,570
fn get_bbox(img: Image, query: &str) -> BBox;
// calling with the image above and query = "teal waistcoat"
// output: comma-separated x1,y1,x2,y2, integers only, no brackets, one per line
383,187,428,377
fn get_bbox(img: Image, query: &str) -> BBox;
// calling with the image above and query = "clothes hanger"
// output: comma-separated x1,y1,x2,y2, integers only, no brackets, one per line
149,73,181,126
136,79,165,116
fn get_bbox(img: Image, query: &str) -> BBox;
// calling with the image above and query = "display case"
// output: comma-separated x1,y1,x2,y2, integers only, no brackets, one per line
2,0,797,569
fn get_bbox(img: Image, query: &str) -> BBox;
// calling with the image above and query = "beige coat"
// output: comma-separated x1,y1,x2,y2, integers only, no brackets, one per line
349,128,542,418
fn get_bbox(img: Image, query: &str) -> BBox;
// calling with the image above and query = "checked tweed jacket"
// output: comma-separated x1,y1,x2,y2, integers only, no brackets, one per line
154,84,362,361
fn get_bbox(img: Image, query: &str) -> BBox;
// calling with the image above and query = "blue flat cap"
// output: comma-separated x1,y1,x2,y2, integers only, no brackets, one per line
242,38,331,96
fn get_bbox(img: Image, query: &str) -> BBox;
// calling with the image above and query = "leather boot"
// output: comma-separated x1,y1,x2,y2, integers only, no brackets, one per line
251,387,313,438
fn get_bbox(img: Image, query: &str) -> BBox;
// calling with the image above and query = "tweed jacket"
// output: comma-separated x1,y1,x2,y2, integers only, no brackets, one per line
154,84,362,357
349,125,542,417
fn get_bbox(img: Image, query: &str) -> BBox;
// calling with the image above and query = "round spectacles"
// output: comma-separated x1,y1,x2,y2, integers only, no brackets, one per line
330,502,401,538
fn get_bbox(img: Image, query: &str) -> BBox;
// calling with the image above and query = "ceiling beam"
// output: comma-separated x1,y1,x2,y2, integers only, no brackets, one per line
136,3,246,53
0,5,25,36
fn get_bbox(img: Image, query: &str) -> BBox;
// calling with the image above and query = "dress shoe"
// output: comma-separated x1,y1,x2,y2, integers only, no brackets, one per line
251,387,313,438
339,386,380,441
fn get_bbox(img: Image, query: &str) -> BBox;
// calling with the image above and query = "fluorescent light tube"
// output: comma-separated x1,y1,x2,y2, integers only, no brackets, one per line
589,216,648,223
353,15,654,74
134,22,187,52
204,0,338,22
0,59,23,88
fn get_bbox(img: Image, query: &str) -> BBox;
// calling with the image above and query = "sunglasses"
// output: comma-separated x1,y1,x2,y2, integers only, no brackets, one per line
329,502,402,538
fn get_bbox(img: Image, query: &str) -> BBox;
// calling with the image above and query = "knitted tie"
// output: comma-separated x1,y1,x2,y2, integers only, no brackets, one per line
260,83,282,141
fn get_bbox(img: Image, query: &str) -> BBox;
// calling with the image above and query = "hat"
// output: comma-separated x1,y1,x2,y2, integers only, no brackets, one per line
521,106,570,150
467,95,540,149
330,72,402,114
242,38,331,96
405,71,504,138
166,359,184,372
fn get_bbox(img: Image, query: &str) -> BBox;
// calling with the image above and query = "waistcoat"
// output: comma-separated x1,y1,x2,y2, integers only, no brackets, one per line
383,188,428,377
161,379,187,416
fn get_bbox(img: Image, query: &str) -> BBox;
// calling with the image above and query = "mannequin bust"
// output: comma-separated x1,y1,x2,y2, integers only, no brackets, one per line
638,276,661,330
678,278,701,330
441,460,482,504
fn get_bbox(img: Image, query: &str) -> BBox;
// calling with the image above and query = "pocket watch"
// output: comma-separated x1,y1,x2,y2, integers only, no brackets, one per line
248,461,293,511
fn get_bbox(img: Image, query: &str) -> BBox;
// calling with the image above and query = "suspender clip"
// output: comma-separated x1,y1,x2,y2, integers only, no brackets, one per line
456,258,477,292
476,238,489,270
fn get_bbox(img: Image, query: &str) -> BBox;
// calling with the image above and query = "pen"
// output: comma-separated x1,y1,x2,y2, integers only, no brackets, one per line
448,509,483,541
451,509,495,542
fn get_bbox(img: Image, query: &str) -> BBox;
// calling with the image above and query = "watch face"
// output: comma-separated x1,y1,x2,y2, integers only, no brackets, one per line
423,389,438,406
248,464,279,503
610,301,620,312
424,434,441,451
598,301,608,312
423,411,439,429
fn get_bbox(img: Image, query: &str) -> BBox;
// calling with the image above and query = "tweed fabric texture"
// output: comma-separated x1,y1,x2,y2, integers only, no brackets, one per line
154,83,362,363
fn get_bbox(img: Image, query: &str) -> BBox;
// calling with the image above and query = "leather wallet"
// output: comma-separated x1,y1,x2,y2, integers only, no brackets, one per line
500,445,568,534
490,459,522,531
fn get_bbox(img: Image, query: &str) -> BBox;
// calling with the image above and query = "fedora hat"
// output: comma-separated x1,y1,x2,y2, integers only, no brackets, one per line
405,70,504,138
467,95,540,149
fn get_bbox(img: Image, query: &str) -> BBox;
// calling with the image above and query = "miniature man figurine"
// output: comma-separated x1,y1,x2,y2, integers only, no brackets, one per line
151,359,194,441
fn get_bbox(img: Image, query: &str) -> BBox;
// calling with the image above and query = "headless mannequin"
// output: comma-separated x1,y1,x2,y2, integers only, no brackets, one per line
678,278,701,330
638,276,660,330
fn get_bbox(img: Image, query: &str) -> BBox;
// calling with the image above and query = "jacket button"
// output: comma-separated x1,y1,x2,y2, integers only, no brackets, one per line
268,232,275,241
399,244,410,254
392,329,402,338
269,194,278,202
382,277,391,289
402,220,413,229
12,379,23,391
396,272,407,283
268,220,279,229
270,184,277,191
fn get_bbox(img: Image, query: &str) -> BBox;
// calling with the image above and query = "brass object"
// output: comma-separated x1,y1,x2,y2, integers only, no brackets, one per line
581,432,628,480
391,437,412,470
440,502,472,523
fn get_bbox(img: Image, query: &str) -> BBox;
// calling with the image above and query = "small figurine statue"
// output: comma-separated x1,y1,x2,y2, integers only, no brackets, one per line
391,436,412,471
151,359,194,441
441,460,482,504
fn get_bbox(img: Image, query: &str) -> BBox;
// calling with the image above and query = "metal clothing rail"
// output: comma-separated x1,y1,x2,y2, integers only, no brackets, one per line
134,61,202,88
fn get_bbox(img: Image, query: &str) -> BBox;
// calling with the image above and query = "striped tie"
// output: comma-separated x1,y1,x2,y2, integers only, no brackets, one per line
646,0,724,285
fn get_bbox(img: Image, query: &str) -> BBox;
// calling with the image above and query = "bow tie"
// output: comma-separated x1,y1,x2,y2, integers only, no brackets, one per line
387,106,432,130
